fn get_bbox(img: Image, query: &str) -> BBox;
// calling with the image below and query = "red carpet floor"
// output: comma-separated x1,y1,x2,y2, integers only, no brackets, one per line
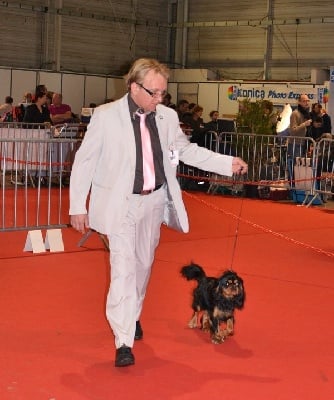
1,192,334,399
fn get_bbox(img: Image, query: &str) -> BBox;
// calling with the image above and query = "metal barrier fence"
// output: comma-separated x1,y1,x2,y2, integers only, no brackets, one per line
0,123,84,232
1,125,333,232
178,131,334,206
309,137,334,204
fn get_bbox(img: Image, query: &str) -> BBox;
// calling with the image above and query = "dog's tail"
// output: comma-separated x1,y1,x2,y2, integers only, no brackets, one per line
180,263,206,282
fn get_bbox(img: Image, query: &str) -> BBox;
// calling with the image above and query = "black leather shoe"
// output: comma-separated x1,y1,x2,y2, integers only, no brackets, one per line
115,345,135,367
134,320,143,340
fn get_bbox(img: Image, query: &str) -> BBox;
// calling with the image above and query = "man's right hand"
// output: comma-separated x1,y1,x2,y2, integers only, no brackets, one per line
70,214,89,234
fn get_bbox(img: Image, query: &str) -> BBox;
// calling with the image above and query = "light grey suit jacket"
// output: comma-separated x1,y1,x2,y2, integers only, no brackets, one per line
69,94,234,235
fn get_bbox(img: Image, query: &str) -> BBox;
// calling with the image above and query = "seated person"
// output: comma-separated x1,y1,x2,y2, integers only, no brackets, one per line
176,99,190,122
16,92,33,122
23,86,52,126
19,92,33,107
181,102,196,122
0,96,14,122
49,93,73,125
162,93,176,109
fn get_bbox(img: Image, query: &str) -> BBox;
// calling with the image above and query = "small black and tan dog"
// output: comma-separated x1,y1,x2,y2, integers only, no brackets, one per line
181,263,245,344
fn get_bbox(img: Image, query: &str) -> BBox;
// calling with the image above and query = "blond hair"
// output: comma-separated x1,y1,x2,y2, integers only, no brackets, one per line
125,58,169,90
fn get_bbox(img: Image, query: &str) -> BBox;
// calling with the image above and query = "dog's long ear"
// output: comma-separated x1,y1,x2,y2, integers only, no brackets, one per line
235,282,245,308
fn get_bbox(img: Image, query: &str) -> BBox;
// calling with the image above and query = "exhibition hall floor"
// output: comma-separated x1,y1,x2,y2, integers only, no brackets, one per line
1,191,334,400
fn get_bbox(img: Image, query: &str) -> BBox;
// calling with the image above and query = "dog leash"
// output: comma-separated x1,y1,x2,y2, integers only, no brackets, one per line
229,174,246,271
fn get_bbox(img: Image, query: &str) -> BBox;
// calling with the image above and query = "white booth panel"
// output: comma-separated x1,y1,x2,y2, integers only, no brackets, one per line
167,82,178,106
11,70,36,104
84,75,107,107
107,77,127,101
62,74,85,116
198,83,219,122
38,71,61,95
0,69,12,103
177,83,199,105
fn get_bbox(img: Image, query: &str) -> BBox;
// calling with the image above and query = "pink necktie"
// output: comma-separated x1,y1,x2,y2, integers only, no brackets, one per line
138,112,155,190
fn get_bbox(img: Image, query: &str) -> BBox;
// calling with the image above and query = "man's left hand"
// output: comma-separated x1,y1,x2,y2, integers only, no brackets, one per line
232,157,248,174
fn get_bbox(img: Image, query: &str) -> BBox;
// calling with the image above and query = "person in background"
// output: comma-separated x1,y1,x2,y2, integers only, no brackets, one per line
33,85,47,101
162,92,176,109
183,104,204,128
22,85,52,185
182,105,207,147
49,93,73,125
263,100,278,135
204,110,236,155
181,102,196,122
0,96,14,122
19,92,33,108
310,116,326,141
16,92,33,122
310,102,332,136
176,99,189,122
45,91,53,108
188,102,196,112
204,110,221,133
23,85,52,126
69,57,248,369
289,94,312,143
288,94,312,184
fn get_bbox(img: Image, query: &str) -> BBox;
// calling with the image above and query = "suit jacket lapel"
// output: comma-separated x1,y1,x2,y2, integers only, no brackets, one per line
117,95,137,169
155,106,169,152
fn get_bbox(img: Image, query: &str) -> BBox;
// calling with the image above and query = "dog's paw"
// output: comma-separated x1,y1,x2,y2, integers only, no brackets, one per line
188,320,197,329
211,334,225,344
201,314,210,332
221,329,234,337
188,314,198,329
201,319,210,332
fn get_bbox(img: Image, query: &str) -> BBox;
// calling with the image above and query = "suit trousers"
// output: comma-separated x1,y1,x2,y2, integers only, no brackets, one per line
106,185,166,349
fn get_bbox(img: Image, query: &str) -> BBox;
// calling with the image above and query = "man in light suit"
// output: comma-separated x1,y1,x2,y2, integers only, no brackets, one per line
70,58,248,367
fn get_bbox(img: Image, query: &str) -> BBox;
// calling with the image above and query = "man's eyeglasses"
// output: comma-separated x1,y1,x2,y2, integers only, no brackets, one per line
137,83,167,99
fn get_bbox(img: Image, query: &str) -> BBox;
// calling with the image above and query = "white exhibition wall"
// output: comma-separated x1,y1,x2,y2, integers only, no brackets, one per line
0,68,127,115
0,67,331,123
